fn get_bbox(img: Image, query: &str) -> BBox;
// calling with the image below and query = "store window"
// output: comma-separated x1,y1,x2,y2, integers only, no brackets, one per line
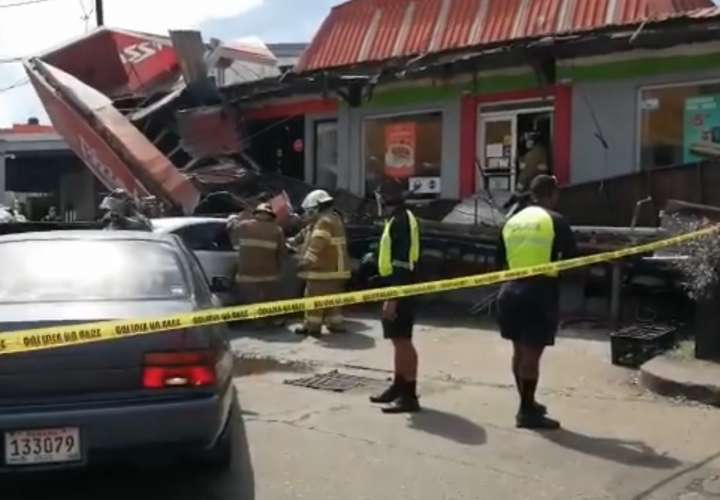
364,112,442,198
314,120,338,190
640,81,720,169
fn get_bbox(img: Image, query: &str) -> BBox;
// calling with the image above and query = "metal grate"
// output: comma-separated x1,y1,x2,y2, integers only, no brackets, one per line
284,370,386,393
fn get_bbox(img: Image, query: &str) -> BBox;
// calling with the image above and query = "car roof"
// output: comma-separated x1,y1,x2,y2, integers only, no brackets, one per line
151,217,227,234
0,230,180,244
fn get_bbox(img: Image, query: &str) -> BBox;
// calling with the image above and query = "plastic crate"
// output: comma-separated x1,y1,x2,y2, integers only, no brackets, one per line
610,324,677,368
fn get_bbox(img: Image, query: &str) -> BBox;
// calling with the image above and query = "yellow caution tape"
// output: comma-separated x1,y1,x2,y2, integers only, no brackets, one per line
0,224,717,357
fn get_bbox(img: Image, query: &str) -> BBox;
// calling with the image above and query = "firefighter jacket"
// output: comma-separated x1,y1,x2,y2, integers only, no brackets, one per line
299,210,351,281
234,218,286,283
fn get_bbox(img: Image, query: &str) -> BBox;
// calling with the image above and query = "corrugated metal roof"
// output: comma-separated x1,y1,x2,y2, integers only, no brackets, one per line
296,0,716,72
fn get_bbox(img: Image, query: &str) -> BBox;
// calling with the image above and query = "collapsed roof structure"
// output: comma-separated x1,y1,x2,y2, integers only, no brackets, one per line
25,27,280,215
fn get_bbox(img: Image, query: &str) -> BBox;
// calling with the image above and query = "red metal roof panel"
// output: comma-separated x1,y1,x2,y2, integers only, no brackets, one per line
296,0,717,72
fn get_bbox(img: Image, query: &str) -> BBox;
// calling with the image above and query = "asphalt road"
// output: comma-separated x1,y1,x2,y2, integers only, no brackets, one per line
0,404,254,500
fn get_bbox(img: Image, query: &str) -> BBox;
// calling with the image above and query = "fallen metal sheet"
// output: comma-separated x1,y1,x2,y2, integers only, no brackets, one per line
284,370,386,393
177,106,243,158
27,59,201,214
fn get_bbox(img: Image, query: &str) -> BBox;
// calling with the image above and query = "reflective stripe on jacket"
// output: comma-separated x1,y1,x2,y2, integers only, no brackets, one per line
501,206,557,277
233,218,286,283
379,210,420,278
299,211,351,281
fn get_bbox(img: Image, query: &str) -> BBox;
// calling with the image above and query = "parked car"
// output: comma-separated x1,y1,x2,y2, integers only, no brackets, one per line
153,217,301,304
0,231,235,472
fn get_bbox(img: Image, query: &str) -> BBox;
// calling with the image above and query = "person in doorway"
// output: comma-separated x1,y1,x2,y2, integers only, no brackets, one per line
229,203,286,325
293,189,350,337
496,175,577,429
369,180,422,414
42,206,61,222
516,131,549,194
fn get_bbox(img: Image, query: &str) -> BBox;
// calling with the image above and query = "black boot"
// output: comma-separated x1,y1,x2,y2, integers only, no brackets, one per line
381,381,420,414
516,412,560,430
370,377,403,404
294,326,321,338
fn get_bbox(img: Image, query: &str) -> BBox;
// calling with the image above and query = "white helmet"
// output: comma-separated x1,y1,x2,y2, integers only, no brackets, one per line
301,190,333,212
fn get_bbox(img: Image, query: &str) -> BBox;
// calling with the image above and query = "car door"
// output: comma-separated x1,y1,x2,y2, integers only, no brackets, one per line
174,222,237,288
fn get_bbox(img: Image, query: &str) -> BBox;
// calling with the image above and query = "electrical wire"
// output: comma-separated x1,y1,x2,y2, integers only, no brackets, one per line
0,0,58,7
0,78,29,93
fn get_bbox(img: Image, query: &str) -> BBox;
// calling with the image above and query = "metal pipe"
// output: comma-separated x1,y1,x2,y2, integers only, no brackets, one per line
95,0,104,26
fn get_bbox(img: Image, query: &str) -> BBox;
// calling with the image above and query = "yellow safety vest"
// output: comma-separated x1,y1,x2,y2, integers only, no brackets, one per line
379,210,420,278
502,206,557,277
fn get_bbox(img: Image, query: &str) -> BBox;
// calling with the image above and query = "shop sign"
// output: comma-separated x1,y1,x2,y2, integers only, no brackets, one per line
384,122,416,179
684,96,720,163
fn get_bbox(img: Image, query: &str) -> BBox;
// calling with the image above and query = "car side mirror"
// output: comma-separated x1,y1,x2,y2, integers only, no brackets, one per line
210,276,234,293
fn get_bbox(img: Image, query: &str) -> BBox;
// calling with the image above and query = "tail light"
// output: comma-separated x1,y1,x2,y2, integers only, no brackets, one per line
142,351,216,389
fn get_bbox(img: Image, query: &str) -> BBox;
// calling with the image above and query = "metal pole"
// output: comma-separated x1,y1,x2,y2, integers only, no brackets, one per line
610,261,622,326
95,0,104,26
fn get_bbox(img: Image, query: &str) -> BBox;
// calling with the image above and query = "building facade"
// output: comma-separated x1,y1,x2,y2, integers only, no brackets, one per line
241,0,720,207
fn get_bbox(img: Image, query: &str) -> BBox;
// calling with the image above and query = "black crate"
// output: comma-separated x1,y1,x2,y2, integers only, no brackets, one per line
610,324,677,368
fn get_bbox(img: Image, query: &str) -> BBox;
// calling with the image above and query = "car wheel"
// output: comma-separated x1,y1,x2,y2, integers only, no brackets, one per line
196,409,234,469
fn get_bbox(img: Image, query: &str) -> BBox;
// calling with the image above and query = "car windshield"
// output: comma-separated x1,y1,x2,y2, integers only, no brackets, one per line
0,239,188,303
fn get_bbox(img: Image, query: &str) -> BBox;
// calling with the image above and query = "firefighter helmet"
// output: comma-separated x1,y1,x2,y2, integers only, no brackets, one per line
301,190,334,212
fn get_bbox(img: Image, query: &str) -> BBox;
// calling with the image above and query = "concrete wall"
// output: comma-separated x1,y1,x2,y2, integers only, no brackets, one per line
341,98,462,198
571,68,720,184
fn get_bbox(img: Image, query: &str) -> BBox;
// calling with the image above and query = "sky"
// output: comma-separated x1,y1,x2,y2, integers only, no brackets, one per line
0,0,336,127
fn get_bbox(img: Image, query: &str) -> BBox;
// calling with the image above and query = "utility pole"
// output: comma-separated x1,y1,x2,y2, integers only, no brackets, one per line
95,0,104,27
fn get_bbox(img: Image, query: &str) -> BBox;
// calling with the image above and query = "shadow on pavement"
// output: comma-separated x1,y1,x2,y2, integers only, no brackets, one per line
0,407,256,500
408,408,487,446
540,428,682,469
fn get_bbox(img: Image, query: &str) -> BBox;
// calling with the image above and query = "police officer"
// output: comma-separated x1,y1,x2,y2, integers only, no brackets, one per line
99,189,152,231
369,180,421,414
228,203,286,317
496,175,577,429
294,190,351,337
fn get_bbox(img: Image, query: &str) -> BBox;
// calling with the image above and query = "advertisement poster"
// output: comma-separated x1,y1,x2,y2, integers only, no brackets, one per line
684,96,720,163
384,122,416,179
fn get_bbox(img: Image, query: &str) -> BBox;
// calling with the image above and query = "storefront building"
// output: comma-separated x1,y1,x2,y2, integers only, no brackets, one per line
244,0,720,204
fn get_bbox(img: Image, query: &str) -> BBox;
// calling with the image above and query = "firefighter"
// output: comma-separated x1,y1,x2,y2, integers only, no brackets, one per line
369,180,422,413
229,203,286,321
99,189,152,231
294,189,350,337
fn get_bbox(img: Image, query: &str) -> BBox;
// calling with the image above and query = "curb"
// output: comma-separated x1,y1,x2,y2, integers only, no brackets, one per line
640,357,720,407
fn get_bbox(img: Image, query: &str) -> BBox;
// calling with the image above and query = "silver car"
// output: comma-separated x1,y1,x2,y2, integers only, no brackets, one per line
0,231,235,472
153,217,301,303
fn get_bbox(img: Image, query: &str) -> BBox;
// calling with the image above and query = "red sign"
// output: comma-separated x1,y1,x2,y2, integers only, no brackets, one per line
384,123,416,179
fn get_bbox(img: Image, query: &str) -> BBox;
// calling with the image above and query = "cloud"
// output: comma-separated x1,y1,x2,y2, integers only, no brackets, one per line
0,0,263,127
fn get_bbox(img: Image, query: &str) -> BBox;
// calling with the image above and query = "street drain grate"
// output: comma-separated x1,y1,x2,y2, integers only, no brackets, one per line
284,370,386,393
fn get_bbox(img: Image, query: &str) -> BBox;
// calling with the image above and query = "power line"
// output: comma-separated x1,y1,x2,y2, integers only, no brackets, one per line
0,78,30,93
0,0,57,8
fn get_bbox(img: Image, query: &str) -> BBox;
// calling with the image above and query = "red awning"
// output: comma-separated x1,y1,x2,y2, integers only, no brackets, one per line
296,0,716,73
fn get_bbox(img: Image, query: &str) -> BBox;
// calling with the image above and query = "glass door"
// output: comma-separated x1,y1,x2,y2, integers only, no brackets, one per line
478,113,517,192
313,120,339,190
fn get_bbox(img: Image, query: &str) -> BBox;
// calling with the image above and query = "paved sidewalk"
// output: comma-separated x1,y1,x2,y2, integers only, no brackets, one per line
230,310,720,500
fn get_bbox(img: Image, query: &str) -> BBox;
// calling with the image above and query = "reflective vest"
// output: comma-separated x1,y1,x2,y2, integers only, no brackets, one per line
379,210,420,278
502,206,557,277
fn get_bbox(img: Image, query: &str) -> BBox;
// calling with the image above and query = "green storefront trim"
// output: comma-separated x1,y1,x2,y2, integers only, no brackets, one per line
364,51,720,108
558,52,720,82
368,73,538,108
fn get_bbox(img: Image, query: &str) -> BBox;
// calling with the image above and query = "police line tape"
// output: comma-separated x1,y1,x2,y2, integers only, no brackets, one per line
0,224,718,357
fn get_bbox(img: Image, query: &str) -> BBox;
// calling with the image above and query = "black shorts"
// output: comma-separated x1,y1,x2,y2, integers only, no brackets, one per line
382,299,415,339
497,282,559,347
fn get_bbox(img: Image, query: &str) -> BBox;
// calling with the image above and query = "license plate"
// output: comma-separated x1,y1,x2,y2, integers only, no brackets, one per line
5,428,81,466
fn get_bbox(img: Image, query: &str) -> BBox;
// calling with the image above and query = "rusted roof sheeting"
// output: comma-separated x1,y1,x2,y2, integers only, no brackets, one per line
296,0,715,72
